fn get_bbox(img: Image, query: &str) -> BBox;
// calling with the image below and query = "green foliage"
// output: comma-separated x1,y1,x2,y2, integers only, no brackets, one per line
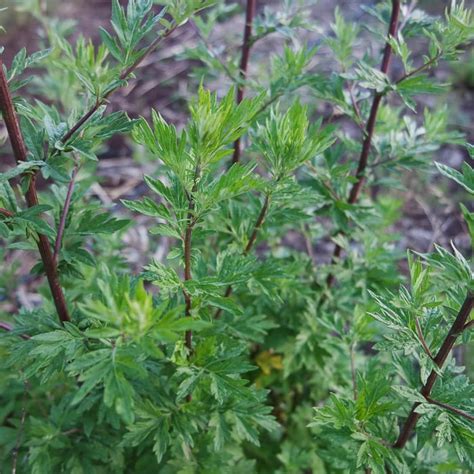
0,1,473,473
252,101,335,179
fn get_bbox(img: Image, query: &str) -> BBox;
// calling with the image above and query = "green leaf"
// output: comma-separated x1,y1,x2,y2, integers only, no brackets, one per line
0,161,44,183
75,210,129,235
435,161,474,194
122,198,170,219
153,421,170,463
104,370,136,424
253,101,335,177
326,7,359,68
149,224,181,239
397,75,447,110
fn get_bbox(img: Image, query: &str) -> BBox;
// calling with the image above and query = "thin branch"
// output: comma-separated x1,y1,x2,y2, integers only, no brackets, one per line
254,92,282,117
368,155,395,170
244,193,269,255
326,0,401,288
348,82,364,131
58,23,177,149
464,320,474,331
393,293,474,449
0,207,14,218
425,396,474,422
61,428,82,437
231,0,257,165
119,24,176,81
395,53,441,85
0,321,31,340
350,342,358,401
0,61,70,323
215,193,270,319
183,165,200,352
347,0,401,205
414,315,434,360
302,223,316,265
0,321,13,333
325,244,342,288
53,163,79,263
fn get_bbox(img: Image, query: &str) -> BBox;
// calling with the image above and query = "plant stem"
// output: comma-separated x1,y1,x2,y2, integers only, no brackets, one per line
395,53,441,85
231,0,257,165
183,166,200,352
0,62,70,323
348,82,364,131
0,207,14,217
244,193,269,255
0,321,13,333
414,315,434,359
0,321,31,340
350,342,358,400
426,397,474,421
58,23,177,148
215,193,270,319
326,0,400,287
347,0,401,204
393,293,474,449
54,163,79,263
325,245,342,287
425,396,474,422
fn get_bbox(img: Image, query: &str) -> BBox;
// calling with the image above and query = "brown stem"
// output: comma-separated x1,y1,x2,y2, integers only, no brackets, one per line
414,315,434,359
350,342,358,401
183,166,200,352
395,53,441,85
231,0,257,165
183,218,194,351
348,82,364,131
0,321,31,340
0,62,70,323
425,396,474,422
53,163,79,263
0,207,14,218
393,293,474,449
215,193,270,319
303,223,316,265
59,101,101,148
326,0,400,287
58,23,177,148
0,321,13,333
244,193,269,254
325,244,342,287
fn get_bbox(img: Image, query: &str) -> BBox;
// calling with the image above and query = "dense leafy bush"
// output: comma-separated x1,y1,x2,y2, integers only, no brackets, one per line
0,0,473,472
